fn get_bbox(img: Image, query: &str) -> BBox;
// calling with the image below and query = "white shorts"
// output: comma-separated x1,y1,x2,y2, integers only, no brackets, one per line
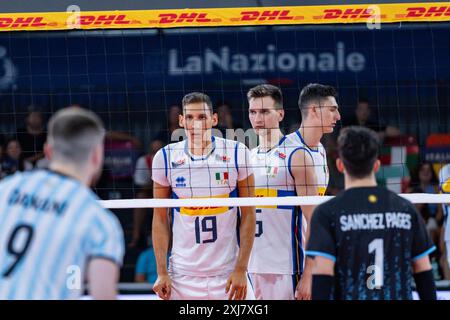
169,273,256,300
249,273,299,300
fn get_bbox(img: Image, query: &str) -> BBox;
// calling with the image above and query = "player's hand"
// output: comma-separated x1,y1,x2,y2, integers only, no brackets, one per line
153,274,172,300
295,271,312,300
225,270,247,300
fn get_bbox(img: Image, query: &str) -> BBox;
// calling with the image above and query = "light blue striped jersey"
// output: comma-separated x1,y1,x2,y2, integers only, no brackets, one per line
0,169,125,300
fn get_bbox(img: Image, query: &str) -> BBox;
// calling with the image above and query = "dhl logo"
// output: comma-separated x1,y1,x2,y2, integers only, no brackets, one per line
155,13,218,24
0,17,48,28
321,8,384,20
78,15,132,25
404,6,450,18
235,10,302,21
179,193,230,216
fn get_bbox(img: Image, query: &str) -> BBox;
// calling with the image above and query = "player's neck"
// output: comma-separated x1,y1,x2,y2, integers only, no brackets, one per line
49,161,90,185
258,129,283,151
345,174,378,189
299,124,322,148
188,136,214,156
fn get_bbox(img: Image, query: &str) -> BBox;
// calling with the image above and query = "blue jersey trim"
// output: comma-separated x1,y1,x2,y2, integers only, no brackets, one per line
295,130,319,153
305,250,337,262
162,147,168,178
287,147,314,181
184,136,216,161
256,136,287,154
412,246,436,261
234,142,239,171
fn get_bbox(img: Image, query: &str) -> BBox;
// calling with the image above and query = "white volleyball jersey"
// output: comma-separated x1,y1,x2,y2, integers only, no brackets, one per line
0,170,124,300
248,136,305,275
152,136,252,277
285,130,329,196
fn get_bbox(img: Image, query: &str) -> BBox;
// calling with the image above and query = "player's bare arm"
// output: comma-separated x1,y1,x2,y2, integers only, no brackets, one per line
88,258,120,300
152,181,172,300
226,173,256,300
290,148,319,300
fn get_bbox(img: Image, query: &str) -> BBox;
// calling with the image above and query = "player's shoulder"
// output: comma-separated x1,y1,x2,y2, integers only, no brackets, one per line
84,192,122,229
284,131,300,146
383,187,417,212
162,140,185,153
215,136,246,149
0,170,29,187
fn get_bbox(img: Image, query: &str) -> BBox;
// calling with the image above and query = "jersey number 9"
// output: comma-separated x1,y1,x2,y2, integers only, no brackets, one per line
2,224,34,277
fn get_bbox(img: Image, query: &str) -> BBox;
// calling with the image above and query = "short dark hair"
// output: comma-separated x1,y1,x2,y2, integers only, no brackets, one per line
48,107,105,165
298,83,337,117
182,92,213,113
247,84,283,109
337,126,380,179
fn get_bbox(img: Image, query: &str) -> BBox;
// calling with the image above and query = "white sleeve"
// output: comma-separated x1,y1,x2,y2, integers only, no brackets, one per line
236,143,253,181
133,156,151,186
152,148,170,186
439,164,450,193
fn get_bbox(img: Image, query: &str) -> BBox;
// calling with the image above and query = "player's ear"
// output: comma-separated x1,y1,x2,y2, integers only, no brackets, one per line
373,159,381,173
278,109,285,122
336,158,345,173
212,112,218,127
92,143,103,169
179,114,184,128
43,142,52,160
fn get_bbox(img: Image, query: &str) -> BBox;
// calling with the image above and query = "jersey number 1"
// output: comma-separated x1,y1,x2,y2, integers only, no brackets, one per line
367,238,384,289
2,224,34,277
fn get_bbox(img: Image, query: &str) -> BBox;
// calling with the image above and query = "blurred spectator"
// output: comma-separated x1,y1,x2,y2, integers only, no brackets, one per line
16,109,46,166
346,99,400,141
134,236,157,284
129,140,163,248
153,105,184,145
216,102,244,136
347,99,379,129
0,139,32,178
408,163,443,243
323,135,344,195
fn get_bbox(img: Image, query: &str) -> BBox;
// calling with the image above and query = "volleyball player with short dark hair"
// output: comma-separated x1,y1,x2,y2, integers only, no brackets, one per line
306,126,437,300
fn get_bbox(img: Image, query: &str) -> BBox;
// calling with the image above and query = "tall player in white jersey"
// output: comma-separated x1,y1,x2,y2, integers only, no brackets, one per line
152,92,256,300
0,107,124,300
247,84,319,300
286,83,341,299
439,164,450,269
286,83,341,197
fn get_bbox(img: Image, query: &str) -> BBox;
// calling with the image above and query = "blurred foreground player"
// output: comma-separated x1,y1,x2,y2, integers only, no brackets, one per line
306,126,436,300
0,107,125,300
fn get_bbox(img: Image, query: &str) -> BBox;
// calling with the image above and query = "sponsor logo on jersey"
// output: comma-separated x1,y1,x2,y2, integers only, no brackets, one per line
179,193,230,216
172,158,186,168
215,172,229,184
276,151,286,159
175,176,187,187
215,154,231,162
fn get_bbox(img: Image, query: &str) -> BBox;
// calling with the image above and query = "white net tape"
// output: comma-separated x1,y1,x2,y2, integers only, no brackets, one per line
99,193,450,209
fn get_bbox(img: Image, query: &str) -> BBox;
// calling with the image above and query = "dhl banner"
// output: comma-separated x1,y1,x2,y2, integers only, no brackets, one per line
1,2,450,31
